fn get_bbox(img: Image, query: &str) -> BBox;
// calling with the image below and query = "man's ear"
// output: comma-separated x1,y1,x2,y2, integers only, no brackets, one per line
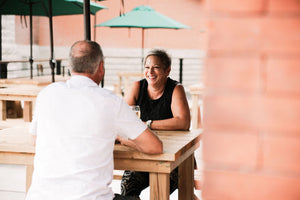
92,61,105,85
96,61,104,78
98,61,104,74
99,61,105,81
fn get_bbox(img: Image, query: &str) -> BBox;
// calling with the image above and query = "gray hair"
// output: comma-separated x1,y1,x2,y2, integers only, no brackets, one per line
144,49,171,70
69,40,104,74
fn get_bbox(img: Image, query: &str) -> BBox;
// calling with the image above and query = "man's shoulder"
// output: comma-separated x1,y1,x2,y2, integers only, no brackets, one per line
94,87,123,101
41,81,65,91
46,81,66,88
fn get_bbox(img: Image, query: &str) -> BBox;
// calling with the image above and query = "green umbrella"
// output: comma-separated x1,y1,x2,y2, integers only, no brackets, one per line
0,0,106,81
96,5,190,68
0,0,105,16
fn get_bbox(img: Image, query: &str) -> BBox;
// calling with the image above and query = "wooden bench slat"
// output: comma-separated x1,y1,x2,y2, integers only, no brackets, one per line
113,170,124,180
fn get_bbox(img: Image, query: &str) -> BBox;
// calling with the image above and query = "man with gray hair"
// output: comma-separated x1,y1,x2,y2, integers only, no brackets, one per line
25,40,163,200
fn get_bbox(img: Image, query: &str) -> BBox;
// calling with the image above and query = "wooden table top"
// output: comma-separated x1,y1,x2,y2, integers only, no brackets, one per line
0,84,43,96
114,130,201,161
0,126,202,162
0,84,44,102
0,123,34,153
0,75,70,86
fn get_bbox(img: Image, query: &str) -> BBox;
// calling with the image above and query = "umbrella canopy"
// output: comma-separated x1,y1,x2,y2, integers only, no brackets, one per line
96,5,190,69
0,0,105,16
0,0,106,82
98,5,189,29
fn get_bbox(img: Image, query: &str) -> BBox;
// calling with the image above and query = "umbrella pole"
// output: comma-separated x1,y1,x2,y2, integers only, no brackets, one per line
48,0,55,82
141,28,144,71
0,15,2,61
84,0,91,40
29,3,33,79
0,15,4,79
93,0,97,41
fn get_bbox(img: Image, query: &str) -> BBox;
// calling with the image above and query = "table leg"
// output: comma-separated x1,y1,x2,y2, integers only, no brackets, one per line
178,153,194,200
191,93,200,129
0,100,6,120
26,165,33,193
150,172,170,200
23,101,32,122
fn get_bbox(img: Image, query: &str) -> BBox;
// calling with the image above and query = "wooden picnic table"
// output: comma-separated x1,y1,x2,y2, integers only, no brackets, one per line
0,76,70,122
0,75,70,86
0,84,44,122
115,72,144,96
0,126,202,200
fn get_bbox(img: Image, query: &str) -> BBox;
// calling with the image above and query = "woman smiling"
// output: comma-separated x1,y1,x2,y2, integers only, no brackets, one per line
119,49,191,200
125,49,191,130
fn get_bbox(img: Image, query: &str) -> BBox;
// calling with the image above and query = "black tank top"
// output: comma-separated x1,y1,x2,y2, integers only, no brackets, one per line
137,77,179,121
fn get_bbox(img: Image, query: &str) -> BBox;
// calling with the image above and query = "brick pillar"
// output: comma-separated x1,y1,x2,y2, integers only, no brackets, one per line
202,0,300,199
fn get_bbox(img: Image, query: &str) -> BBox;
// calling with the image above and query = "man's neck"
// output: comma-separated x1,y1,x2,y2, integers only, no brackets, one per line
72,72,99,85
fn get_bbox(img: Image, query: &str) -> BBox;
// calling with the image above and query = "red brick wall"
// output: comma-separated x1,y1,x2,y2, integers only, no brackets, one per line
202,0,300,199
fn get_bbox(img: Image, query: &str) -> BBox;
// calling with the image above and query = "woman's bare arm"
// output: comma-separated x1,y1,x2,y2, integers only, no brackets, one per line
124,81,140,105
150,85,191,130
124,81,190,130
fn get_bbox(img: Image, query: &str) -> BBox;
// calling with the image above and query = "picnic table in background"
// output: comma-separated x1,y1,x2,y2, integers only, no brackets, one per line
0,84,43,122
189,84,204,130
0,75,70,122
114,72,144,96
0,75,70,86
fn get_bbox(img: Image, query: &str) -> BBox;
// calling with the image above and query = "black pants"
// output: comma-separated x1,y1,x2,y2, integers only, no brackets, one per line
114,194,140,200
120,168,178,197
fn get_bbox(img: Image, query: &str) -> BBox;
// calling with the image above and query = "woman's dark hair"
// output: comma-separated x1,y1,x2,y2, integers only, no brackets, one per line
144,49,171,70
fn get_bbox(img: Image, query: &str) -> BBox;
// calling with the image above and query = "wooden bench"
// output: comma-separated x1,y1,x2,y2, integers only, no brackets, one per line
113,170,124,180
0,84,44,122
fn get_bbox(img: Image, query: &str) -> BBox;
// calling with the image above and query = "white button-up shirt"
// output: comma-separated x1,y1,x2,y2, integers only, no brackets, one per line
26,75,146,200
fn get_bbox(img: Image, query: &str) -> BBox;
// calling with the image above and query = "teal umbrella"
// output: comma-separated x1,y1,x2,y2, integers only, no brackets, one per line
0,0,106,81
96,5,190,67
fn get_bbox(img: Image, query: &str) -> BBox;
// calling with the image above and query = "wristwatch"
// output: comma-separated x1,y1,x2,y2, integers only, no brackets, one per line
146,120,152,129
